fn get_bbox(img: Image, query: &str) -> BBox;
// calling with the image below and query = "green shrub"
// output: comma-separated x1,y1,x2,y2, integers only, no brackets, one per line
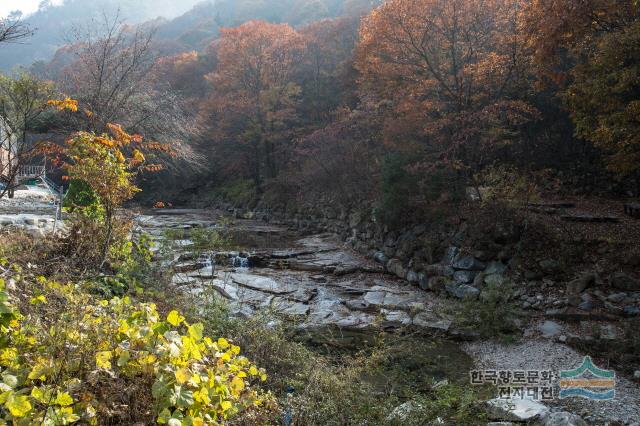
444,281,522,339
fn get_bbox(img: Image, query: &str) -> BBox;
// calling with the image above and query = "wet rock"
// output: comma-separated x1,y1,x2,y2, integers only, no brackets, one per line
454,270,477,284
373,251,388,265
567,295,582,307
386,258,407,279
382,309,412,328
453,255,485,271
566,274,596,294
446,283,480,300
171,274,199,286
534,412,587,426
344,300,374,312
486,398,549,422
272,298,310,316
412,311,452,332
611,272,639,291
578,301,593,311
624,306,640,316
418,273,429,291
607,292,627,303
231,274,293,295
442,246,459,265
406,270,419,283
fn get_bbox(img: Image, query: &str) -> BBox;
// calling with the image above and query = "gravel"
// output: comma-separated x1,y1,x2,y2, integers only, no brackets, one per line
462,339,640,425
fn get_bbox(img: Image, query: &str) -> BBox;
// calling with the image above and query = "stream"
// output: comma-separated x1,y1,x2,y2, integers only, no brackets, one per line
133,208,475,387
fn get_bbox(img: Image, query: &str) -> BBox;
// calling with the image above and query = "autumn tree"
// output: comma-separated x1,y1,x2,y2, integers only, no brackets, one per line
63,123,160,267
298,17,360,122
524,0,638,71
523,0,640,189
205,20,306,189
0,72,57,199
565,20,640,188
355,0,537,195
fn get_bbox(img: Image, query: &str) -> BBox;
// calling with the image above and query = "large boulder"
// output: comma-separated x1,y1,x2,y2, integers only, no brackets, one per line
454,270,478,284
486,398,549,422
373,251,389,265
566,273,599,294
442,246,459,265
386,258,407,279
446,283,480,300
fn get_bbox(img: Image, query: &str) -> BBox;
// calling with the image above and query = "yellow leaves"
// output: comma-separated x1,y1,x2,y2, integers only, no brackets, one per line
30,387,52,404
0,283,268,425
28,358,53,381
95,351,113,370
187,323,203,341
29,295,47,305
54,392,74,407
167,310,185,327
175,367,191,385
0,348,18,367
131,149,146,167
47,97,78,112
193,389,211,405
217,338,230,350
230,376,245,394
5,394,32,418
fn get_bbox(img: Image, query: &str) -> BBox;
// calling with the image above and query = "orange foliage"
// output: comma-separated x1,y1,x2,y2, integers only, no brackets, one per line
47,97,78,112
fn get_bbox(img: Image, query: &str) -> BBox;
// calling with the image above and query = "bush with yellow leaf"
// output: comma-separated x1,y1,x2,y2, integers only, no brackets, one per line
0,275,274,425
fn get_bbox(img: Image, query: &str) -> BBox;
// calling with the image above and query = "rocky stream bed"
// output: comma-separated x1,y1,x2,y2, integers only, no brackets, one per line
131,208,640,425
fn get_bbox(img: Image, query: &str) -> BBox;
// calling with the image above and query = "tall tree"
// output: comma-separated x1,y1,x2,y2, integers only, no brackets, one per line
205,20,306,189
355,0,536,189
56,13,201,172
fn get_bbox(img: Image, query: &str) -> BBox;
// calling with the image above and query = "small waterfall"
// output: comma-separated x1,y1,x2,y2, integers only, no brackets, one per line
230,254,250,269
